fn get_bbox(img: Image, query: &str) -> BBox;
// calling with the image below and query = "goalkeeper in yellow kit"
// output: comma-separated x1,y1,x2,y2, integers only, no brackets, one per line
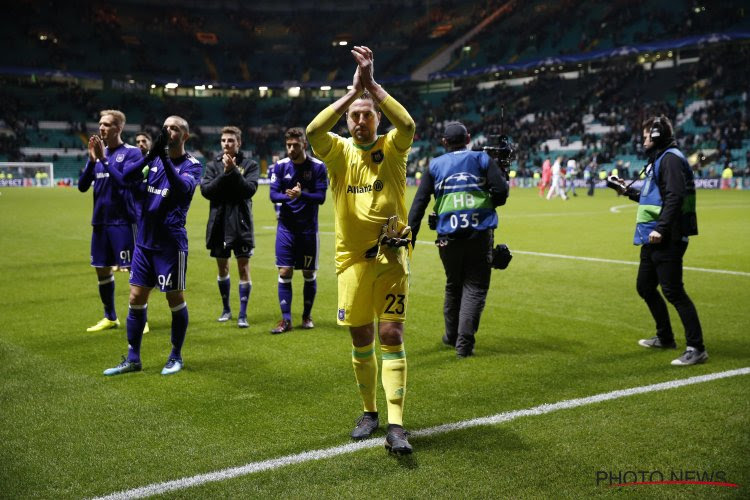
306,46,415,454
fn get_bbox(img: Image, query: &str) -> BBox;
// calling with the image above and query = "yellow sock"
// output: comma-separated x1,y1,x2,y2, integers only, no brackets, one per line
352,342,377,413
381,343,407,426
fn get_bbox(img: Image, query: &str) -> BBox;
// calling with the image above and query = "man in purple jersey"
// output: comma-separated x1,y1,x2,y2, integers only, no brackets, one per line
78,109,143,333
135,131,152,156
200,126,260,328
269,127,328,333
102,115,202,376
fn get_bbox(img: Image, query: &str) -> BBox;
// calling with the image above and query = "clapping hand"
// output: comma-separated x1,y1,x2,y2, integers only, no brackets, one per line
352,66,364,94
88,135,105,162
351,46,375,91
285,182,302,199
222,153,237,173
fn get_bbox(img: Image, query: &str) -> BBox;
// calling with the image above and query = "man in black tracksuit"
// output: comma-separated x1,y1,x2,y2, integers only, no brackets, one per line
200,126,259,328
612,115,706,366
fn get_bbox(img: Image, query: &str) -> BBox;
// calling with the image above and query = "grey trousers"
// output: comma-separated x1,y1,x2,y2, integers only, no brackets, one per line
438,230,493,353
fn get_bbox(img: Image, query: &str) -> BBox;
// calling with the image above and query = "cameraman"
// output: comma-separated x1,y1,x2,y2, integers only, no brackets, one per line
408,122,508,358
610,115,707,366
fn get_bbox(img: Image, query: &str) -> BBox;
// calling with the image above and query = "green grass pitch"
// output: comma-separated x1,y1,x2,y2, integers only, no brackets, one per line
0,185,748,498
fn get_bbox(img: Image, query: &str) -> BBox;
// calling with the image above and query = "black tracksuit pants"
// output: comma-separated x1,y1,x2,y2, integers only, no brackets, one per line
438,230,493,353
636,239,705,351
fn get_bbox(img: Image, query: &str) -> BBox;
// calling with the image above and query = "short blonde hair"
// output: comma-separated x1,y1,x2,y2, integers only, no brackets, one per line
100,109,126,128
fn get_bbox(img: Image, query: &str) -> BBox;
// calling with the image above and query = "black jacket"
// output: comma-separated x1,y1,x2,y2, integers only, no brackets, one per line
625,143,698,242
199,152,260,249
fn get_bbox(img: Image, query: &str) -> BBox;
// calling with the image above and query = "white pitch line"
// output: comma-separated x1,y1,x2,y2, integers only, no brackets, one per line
260,230,750,277
610,202,750,214
609,204,635,213
513,250,750,277
95,367,750,500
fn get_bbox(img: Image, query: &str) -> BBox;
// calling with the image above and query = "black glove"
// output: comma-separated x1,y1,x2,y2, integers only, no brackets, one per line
145,127,169,162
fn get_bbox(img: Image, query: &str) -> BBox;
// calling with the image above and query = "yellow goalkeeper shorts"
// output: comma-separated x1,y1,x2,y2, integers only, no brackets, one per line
336,247,409,327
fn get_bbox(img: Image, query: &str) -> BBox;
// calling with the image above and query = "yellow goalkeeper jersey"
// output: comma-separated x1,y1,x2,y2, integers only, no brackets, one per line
316,128,410,272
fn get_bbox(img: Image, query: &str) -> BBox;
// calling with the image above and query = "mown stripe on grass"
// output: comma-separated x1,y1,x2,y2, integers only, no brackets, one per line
94,367,750,500
512,250,750,277
282,230,750,277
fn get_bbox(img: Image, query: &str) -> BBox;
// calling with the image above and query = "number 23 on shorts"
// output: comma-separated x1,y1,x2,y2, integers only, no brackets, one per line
384,293,406,315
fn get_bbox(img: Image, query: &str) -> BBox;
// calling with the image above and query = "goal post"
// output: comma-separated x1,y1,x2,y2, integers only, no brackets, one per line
0,162,55,187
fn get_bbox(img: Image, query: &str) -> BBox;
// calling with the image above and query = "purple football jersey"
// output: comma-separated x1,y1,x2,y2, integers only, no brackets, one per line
136,154,202,252
78,143,143,225
269,156,328,232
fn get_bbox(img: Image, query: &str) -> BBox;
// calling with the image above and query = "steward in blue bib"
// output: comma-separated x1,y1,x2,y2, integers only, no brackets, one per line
630,147,698,245
408,141,508,243
615,115,706,364
407,121,509,359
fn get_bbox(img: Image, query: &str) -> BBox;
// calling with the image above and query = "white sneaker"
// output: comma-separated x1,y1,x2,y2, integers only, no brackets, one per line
161,357,183,375
671,347,708,366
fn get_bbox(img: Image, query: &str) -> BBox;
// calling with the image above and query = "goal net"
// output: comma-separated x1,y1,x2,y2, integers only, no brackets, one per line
0,162,55,187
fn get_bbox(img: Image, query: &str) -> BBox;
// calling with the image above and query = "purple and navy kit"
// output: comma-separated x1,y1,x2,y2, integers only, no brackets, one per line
90,225,136,268
270,156,327,270
78,143,143,225
269,156,328,233
137,154,202,252
125,153,202,292
275,229,320,270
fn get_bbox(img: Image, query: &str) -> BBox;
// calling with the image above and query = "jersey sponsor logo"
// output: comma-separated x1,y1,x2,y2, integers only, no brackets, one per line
147,185,170,198
371,150,384,163
338,308,346,321
95,172,110,179
346,184,372,194
116,154,125,162
373,180,384,192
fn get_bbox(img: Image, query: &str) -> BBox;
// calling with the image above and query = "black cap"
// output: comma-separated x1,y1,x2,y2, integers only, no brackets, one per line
443,121,469,145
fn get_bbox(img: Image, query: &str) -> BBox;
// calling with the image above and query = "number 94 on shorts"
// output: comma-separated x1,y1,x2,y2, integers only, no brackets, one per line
336,252,409,326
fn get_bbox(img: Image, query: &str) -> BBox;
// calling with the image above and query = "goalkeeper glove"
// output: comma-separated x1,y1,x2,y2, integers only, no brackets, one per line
379,215,411,248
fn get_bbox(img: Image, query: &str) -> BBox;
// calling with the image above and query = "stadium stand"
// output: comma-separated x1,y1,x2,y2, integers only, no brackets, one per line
1,0,748,185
